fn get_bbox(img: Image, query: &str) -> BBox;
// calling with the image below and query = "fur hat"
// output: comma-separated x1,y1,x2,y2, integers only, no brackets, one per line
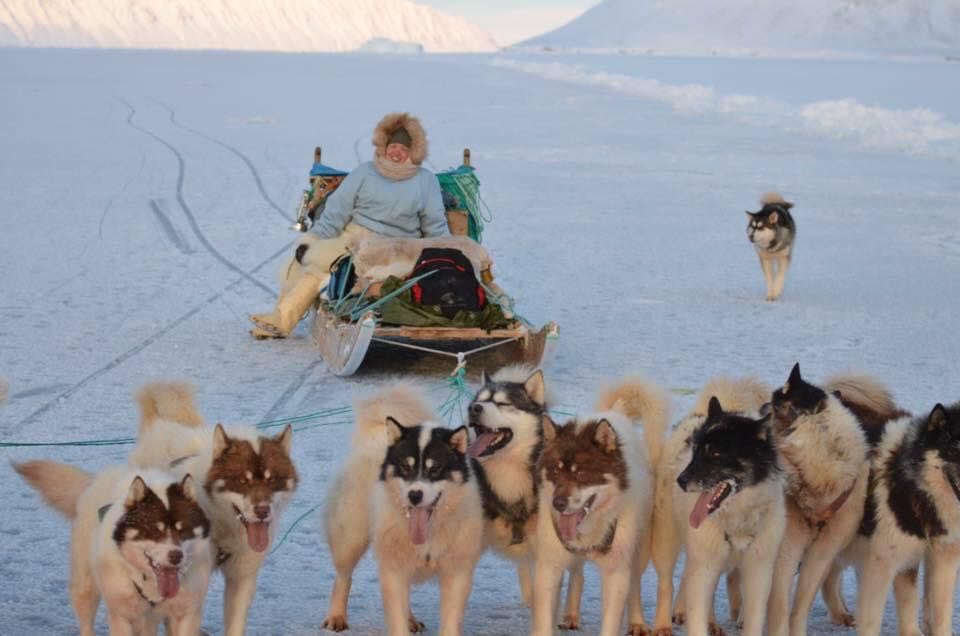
373,112,427,165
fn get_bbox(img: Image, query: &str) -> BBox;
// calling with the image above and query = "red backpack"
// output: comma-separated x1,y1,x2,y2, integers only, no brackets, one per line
409,248,486,318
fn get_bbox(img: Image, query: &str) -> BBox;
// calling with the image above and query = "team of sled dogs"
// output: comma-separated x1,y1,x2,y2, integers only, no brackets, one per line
13,364,960,636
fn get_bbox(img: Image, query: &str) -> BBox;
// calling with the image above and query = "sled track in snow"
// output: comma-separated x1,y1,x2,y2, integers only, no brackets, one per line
259,358,325,423
154,100,292,223
99,106,146,240
16,241,295,429
117,98,275,297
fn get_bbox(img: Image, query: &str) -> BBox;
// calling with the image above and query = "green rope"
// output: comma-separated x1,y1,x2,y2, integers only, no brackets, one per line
268,502,322,555
437,168,490,243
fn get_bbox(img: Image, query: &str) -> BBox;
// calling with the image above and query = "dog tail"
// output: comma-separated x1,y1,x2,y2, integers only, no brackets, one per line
824,373,908,426
691,376,771,417
353,383,438,444
761,192,789,206
597,378,670,468
13,460,92,519
136,381,205,433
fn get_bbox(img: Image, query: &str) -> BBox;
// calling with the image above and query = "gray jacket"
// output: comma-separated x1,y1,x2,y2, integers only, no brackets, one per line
312,162,448,239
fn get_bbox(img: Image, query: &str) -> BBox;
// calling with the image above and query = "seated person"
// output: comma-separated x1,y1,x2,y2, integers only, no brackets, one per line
250,112,448,338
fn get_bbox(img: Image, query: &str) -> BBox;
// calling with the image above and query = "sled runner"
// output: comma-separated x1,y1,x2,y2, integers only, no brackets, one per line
294,147,559,376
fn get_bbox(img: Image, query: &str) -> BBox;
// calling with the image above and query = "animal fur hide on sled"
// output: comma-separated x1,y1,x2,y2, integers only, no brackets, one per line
347,235,494,288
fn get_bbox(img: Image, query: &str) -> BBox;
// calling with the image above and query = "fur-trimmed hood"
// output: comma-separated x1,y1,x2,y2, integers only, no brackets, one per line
372,112,428,165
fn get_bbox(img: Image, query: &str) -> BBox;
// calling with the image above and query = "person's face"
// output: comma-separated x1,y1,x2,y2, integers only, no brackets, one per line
385,143,411,163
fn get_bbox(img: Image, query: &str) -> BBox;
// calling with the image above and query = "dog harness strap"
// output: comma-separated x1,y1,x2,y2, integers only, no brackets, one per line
169,454,197,469
812,478,857,528
133,581,161,607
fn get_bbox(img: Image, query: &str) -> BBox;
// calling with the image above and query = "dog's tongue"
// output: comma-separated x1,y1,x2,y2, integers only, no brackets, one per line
557,512,581,542
156,566,180,599
467,432,498,459
689,484,725,529
409,507,432,545
246,521,270,552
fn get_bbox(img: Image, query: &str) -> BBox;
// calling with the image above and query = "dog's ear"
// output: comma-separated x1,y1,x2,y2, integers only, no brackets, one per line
784,362,802,393
542,414,558,442
125,476,148,509
783,201,794,210
180,474,198,503
927,403,949,433
594,419,619,453
707,396,724,419
768,210,779,224
272,424,293,455
758,401,772,417
480,370,491,386
212,423,230,459
385,417,406,445
745,211,755,219
524,369,546,407
449,426,469,455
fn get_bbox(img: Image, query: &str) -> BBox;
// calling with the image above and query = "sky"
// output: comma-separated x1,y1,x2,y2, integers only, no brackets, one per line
418,0,597,46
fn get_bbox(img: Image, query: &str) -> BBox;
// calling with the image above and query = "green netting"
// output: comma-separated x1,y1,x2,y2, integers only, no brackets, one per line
436,166,490,243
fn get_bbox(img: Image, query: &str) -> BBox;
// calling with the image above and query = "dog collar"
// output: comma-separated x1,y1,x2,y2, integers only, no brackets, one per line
809,478,857,529
133,580,164,607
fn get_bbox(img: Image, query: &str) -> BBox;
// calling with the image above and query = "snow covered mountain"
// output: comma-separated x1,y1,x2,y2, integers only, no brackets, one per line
0,0,498,53
523,0,960,58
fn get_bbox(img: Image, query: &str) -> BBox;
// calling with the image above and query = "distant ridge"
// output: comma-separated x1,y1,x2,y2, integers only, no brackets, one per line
0,0,498,53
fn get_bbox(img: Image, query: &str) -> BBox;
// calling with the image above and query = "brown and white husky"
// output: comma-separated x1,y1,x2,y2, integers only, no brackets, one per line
746,192,796,301
128,382,299,636
532,377,668,636
14,461,213,636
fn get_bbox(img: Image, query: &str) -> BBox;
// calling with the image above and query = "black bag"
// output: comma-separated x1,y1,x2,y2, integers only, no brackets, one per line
409,248,486,318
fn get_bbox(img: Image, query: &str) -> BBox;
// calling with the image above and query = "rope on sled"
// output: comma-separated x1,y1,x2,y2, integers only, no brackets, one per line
436,167,492,243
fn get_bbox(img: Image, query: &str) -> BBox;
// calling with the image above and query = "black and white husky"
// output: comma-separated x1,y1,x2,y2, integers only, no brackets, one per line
324,385,484,635
15,461,213,636
662,383,784,636
846,402,960,636
651,376,771,635
766,364,907,636
467,365,587,627
745,192,796,301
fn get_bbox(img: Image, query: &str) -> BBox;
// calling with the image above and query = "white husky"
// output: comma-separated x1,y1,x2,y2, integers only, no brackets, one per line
324,384,484,635
15,461,213,636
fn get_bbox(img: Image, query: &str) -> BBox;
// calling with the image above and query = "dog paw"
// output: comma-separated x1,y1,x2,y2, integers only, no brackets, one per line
408,615,426,633
829,612,855,627
626,623,651,636
558,614,580,630
671,612,685,626
708,623,726,636
322,615,349,632
652,628,674,636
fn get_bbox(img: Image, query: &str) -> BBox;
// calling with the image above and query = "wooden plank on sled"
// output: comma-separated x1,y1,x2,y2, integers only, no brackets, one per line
373,325,530,340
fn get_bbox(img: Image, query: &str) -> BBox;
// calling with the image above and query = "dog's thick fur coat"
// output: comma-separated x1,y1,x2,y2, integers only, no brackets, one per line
15,460,213,636
531,377,667,636
324,384,484,635
652,376,781,636
129,382,298,636
746,192,796,301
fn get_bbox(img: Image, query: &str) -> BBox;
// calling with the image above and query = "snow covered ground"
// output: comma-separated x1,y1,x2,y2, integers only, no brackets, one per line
1,47,959,634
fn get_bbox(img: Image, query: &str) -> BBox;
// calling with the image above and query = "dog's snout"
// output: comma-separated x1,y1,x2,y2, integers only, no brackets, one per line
676,473,690,491
552,495,567,513
469,403,483,416
408,490,423,506
168,549,183,566
254,504,271,521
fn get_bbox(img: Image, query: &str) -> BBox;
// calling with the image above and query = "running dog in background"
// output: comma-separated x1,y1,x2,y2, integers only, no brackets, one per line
766,364,907,636
129,382,298,636
532,377,668,636
324,384,484,635
651,376,770,635
746,192,796,301
14,461,213,636
466,366,584,627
